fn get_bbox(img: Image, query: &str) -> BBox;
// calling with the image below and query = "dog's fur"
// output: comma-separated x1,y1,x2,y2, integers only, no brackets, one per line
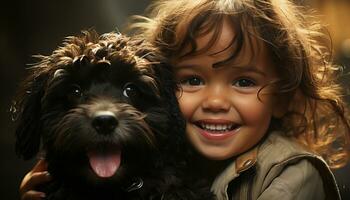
13,31,213,200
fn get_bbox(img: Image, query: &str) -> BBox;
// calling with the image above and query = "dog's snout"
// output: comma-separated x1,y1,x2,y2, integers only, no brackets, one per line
92,111,118,134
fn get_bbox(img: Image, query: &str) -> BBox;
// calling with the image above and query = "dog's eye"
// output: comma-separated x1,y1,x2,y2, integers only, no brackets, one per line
69,84,83,98
123,83,139,98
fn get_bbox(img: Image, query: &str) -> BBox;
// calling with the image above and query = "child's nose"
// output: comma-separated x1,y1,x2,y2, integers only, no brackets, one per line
202,87,231,112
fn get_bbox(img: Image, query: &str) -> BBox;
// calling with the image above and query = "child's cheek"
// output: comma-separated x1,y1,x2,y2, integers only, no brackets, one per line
176,93,194,121
234,93,273,125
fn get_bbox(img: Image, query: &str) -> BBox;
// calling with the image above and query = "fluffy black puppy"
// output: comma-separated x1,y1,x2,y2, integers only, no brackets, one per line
13,31,213,200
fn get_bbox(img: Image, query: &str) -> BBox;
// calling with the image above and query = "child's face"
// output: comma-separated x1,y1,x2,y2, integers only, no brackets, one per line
173,18,279,160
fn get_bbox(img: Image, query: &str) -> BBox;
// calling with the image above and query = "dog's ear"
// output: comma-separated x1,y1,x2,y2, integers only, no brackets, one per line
154,62,186,136
13,70,49,160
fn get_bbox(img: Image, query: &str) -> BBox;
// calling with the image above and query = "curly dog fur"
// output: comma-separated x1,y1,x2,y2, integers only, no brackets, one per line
13,30,213,200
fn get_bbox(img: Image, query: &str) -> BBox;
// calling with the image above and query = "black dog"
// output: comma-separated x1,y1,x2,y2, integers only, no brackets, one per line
13,31,213,199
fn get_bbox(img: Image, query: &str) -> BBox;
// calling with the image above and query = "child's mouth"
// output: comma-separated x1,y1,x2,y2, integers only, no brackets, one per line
193,120,241,140
196,122,240,132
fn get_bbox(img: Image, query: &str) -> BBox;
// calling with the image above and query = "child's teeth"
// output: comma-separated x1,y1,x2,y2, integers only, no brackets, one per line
218,124,223,130
200,123,236,131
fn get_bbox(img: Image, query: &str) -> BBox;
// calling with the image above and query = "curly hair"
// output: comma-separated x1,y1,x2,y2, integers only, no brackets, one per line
128,0,350,168
12,30,163,140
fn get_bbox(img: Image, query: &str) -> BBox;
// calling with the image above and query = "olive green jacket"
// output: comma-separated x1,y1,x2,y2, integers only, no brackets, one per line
211,131,341,200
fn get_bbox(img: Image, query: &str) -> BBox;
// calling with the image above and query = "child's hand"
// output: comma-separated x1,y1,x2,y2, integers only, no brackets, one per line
19,160,51,200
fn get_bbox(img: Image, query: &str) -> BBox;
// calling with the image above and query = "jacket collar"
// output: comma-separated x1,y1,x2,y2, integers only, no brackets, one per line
210,146,258,200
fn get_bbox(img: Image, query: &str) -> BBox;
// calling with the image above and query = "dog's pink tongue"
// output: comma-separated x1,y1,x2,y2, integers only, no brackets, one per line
88,150,121,178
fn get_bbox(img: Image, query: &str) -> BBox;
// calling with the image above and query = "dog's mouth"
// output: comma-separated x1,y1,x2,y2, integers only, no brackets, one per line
87,147,121,178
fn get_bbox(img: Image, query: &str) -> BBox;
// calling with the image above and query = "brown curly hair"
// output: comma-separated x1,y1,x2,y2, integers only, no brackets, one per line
128,0,350,168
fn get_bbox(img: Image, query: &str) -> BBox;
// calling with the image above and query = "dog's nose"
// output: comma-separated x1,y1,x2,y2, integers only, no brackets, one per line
92,111,118,134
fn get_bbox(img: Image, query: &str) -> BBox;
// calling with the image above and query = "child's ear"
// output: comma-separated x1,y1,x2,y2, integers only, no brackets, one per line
14,73,48,160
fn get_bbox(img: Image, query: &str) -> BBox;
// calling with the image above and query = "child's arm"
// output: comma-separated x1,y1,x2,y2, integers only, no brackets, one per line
19,160,51,200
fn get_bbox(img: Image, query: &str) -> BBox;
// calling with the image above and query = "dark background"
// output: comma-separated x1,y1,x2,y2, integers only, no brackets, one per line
1,0,349,199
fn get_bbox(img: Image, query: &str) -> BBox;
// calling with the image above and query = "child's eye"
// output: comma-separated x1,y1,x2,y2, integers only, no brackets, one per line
180,76,204,86
233,78,256,87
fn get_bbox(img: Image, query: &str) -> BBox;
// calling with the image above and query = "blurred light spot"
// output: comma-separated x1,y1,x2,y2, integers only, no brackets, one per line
341,38,350,58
